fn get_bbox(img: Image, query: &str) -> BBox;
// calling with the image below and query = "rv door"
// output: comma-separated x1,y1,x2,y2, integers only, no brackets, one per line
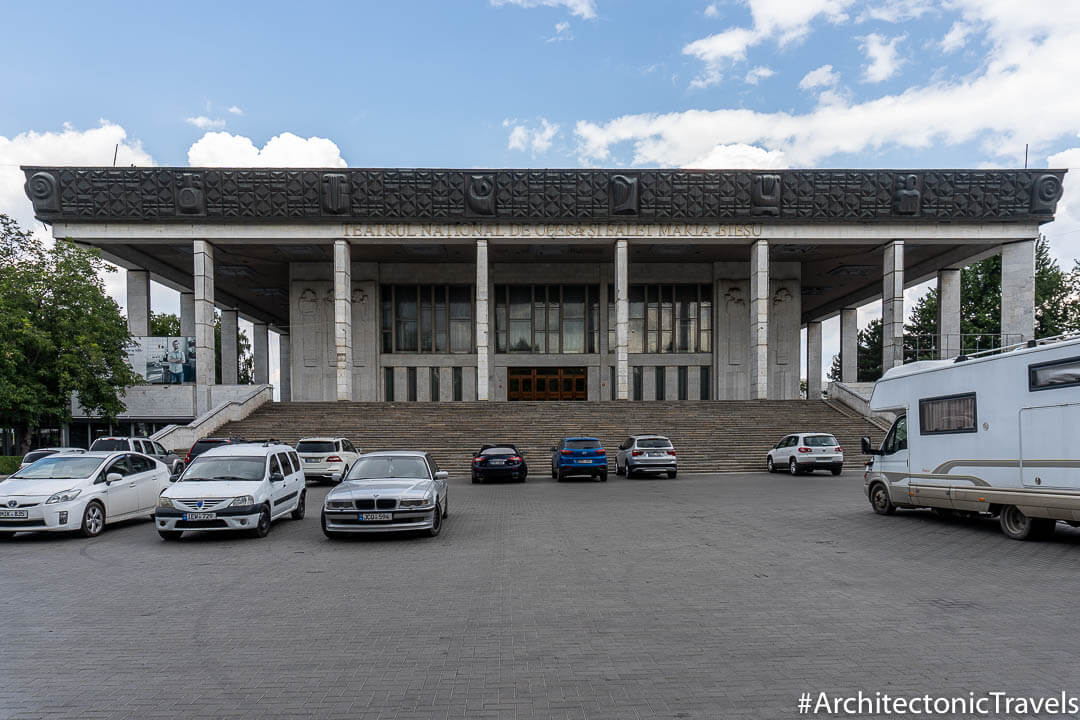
876,415,910,498
1019,403,1080,490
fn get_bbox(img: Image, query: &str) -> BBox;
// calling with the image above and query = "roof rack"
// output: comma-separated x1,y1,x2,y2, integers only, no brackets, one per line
954,332,1080,362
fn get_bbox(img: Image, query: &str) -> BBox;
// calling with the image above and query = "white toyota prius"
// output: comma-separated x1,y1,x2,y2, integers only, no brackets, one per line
0,451,170,538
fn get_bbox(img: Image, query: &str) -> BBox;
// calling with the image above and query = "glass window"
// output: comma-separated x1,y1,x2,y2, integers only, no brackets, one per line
296,440,335,453
637,438,672,449
407,367,417,401
646,286,659,353
562,285,586,354
153,442,167,455
632,366,643,400
699,285,713,353
565,438,601,449
430,367,440,401
395,286,418,352
588,289,599,354
607,284,616,353
495,289,507,353
677,366,688,400
381,286,393,353
660,286,673,353
434,287,448,353
449,286,472,353
803,435,838,447
700,366,710,400
676,286,696,353
130,454,154,473
180,456,265,482
884,416,908,453
270,455,283,476
508,285,532,352
452,366,463,401
90,438,128,451
384,367,395,401
610,366,616,401
420,288,433,352
533,287,547,352
629,285,645,354
546,295,560,353
1029,356,1080,390
655,366,665,400
919,394,977,434
347,455,430,480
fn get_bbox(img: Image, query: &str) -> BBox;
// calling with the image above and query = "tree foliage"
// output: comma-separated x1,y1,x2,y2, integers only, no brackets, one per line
0,214,140,452
149,311,254,384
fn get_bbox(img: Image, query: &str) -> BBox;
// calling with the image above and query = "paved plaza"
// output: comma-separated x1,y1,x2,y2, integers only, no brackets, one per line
2,470,1079,720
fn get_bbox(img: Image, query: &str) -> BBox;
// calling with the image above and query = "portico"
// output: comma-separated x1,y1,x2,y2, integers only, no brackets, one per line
23,166,1064,406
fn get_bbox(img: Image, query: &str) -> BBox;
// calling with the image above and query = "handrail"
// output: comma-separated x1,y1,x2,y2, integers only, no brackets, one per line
151,385,273,451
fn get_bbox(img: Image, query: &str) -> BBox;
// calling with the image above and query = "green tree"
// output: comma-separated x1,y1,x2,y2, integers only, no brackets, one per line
0,214,140,453
826,319,883,382
148,311,254,384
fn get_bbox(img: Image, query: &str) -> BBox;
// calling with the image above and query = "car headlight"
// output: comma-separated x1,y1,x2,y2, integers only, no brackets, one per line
157,495,174,508
399,497,431,508
45,489,81,504
229,495,255,507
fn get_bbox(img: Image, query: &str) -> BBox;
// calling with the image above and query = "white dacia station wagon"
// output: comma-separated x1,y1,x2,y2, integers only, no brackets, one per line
154,442,306,540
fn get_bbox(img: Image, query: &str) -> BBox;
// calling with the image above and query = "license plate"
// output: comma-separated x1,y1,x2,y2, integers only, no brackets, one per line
648,452,664,457
0,509,28,519
183,512,216,521
578,458,594,463
490,459,505,465
359,512,392,521
304,458,319,463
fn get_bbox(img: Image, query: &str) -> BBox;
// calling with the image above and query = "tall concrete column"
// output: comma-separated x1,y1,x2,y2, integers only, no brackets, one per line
333,240,353,401
278,333,291,401
193,241,216,410
840,308,858,383
936,268,961,359
220,309,239,385
1001,239,1036,344
882,241,905,372
806,321,822,399
252,321,269,385
126,269,150,336
475,239,490,401
614,239,630,400
749,240,769,399
179,291,195,337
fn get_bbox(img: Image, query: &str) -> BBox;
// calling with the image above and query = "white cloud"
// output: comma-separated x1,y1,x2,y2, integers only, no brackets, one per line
798,64,839,89
1045,145,1080,265
683,0,854,87
546,20,572,41
506,118,561,154
185,116,226,130
941,20,972,52
744,66,775,84
187,131,347,167
682,143,788,169
489,0,596,19
704,2,721,18
857,0,933,23
575,2,1080,169
227,106,244,116
860,33,905,83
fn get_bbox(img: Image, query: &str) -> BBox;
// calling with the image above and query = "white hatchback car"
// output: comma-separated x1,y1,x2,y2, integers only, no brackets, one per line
767,433,844,475
0,451,170,538
295,437,361,483
155,442,306,541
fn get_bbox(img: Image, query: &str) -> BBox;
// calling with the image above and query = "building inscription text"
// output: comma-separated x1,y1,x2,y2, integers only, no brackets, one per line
343,222,764,240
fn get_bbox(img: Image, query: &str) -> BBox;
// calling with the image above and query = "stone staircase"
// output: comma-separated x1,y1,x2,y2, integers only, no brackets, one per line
211,401,884,474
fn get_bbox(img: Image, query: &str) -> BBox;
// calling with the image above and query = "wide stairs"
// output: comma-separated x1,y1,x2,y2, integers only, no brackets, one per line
215,401,885,474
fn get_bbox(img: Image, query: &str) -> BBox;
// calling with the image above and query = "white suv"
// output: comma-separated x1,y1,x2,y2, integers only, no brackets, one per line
766,433,844,475
154,442,306,540
295,437,361,483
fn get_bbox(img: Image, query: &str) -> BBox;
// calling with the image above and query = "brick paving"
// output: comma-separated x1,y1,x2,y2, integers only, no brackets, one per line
1,470,1079,719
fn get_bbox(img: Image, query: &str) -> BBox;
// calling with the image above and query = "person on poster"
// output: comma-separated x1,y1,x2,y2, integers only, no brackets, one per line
165,339,186,384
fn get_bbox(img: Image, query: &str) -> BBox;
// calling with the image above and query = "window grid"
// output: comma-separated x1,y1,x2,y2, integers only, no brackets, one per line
381,285,475,354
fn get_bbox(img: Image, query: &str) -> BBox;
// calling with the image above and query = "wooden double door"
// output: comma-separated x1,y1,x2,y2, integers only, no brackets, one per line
507,367,587,401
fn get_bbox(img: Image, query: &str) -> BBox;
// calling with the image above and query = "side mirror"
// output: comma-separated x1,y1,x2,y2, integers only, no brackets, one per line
860,436,880,455
435,471,448,480
270,472,285,483
106,472,123,484
169,472,181,483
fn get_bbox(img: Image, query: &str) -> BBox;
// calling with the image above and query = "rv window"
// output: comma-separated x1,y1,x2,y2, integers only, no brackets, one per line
918,393,977,435
883,416,907,454
1029,356,1080,391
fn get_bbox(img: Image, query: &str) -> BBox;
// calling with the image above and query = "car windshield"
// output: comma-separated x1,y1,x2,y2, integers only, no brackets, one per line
296,441,336,453
90,439,128,451
636,438,672,449
565,439,601,449
347,456,430,480
10,456,104,480
481,446,516,456
804,435,838,447
181,456,265,482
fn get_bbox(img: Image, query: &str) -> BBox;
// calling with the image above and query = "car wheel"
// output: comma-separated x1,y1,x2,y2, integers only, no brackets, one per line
599,471,608,482
557,469,566,482
290,490,306,520
667,470,677,479
80,501,105,538
426,503,443,537
615,462,624,476
830,468,842,476
172,460,185,475
999,505,1053,540
251,504,271,538
0,532,15,540
551,465,557,479
788,458,800,476
869,482,896,515
158,530,183,541
442,494,449,518
472,474,481,484
766,456,775,473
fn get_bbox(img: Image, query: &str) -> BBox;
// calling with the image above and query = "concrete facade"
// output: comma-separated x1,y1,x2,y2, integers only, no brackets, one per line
252,321,269,385
936,269,962,359
179,292,195,337
749,240,769,400
220,309,239,385
126,269,150,336
1001,239,1036,343
840,308,859,383
882,241,905,372
806,321,822,399
192,240,215,413
278,333,291,402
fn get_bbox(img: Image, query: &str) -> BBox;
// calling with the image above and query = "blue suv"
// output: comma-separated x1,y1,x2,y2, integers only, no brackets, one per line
550,437,608,482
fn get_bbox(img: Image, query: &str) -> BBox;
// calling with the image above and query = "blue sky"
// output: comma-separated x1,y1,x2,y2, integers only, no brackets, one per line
2,0,1079,381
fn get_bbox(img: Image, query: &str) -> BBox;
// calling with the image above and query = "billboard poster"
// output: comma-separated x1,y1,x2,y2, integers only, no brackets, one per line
126,336,196,384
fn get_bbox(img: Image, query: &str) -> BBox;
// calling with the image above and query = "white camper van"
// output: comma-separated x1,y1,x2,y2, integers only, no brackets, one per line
862,335,1080,540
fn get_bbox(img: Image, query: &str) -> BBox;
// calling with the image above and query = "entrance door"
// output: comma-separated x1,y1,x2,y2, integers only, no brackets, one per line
508,368,587,400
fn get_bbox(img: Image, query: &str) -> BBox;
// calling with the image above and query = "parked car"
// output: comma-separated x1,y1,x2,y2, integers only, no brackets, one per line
0,451,171,538
321,451,448,538
767,433,844,475
551,437,608,482
615,435,677,478
90,437,185,474
471,444,528,483
155,442,306,541
182,436,249,466
17,447,86,472
295,437,361,483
